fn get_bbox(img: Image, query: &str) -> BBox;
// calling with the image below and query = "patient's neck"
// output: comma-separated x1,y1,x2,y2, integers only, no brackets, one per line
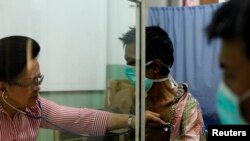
146,79,177,104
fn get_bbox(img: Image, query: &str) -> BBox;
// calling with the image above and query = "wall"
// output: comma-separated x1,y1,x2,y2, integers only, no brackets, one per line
147,0,168,6
0,0,136,92
106,0,137,65
0,0,108,91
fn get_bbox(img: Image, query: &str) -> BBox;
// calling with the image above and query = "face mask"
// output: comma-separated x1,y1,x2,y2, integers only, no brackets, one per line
145,60,176,87
216,82,250,124
124,66,153,92
124,65,172,92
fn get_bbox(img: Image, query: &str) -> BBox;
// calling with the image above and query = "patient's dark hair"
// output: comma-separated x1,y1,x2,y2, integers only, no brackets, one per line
119,26,174,76
206,0,250,59
0,36,40,82
146,26,174,75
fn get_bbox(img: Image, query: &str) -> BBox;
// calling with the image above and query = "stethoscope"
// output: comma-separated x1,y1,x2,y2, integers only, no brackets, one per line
1,90,132,139
2,90,43,119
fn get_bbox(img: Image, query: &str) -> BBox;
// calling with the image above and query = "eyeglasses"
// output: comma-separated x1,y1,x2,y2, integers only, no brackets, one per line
11,74,44,88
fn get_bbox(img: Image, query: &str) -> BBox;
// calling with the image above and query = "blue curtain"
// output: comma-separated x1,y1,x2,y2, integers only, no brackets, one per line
148,4,223,128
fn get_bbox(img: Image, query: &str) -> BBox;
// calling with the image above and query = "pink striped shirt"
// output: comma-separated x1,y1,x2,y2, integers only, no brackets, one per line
0,95,109,141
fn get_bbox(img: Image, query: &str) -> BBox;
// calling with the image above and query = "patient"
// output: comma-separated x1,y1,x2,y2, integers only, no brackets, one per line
117,26,205,141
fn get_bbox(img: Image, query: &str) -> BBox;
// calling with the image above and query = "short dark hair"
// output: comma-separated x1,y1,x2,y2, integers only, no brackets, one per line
145,26,174,65
119,27,136,47
0,36,40,82
206,0,250,59
119,26,174,75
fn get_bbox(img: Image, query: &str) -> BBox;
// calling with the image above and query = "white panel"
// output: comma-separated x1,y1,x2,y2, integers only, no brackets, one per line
0,0,107,91
107,0,136,65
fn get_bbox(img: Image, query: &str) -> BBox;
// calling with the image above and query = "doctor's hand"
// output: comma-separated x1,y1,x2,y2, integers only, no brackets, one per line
145,110,169,128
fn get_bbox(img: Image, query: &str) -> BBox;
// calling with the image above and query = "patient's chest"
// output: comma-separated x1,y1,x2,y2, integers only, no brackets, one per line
145,99,173,141
146,97,173,122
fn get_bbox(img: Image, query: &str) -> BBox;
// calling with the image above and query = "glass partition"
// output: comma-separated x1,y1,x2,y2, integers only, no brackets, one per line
0,0,146,141
105,0,146,141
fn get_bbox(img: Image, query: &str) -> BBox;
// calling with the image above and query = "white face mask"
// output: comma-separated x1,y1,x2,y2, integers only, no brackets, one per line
125,61,177,93
145,61,177,88
216,82,250,124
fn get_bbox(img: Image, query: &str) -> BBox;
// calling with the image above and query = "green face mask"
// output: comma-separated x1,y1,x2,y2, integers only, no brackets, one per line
124,65,173,92
216,82,250,124
124,66,153,92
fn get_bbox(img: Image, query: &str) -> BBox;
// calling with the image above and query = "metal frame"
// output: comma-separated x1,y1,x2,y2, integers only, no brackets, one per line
128,0,146,141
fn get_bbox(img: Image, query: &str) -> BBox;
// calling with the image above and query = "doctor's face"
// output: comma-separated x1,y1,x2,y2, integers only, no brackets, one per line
219,37,250,96
5,59,41,108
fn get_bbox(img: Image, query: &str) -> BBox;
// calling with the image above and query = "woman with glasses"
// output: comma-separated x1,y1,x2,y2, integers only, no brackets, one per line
0,36,167,141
